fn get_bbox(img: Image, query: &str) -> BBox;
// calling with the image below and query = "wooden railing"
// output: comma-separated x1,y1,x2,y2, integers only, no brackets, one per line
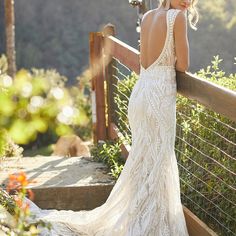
90,24,236,144
89,23,236,236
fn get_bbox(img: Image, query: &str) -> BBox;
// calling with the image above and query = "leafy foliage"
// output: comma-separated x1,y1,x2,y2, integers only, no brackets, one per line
0,128,23,158
114,72,138,144
197,55,236,90
0,0,235,82
0,54,92,156
175,56,236,235
0,189,16,215
94,56,236,235
91,140,125,179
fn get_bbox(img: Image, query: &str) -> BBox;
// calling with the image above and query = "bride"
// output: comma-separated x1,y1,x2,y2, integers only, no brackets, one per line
26,0,199,235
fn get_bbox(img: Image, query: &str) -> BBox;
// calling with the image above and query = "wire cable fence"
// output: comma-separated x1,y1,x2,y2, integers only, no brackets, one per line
175,96,236,236
109,59,134,144
108,58,236,236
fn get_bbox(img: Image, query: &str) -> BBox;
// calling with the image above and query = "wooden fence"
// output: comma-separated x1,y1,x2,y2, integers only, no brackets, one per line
89,23,236,236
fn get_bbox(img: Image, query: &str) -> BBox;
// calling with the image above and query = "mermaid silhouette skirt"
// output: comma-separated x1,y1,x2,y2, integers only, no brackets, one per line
26,8,189,236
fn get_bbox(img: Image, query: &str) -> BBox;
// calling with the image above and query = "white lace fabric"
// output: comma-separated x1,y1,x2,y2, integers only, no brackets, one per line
26,8,189,236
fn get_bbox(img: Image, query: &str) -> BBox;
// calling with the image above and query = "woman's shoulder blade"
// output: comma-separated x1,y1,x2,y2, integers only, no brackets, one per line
142,9,154,22
141,9,166,29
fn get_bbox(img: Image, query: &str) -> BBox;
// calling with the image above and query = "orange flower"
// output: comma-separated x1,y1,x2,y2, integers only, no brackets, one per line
17,172,26,182
9,174,17,181
7,171,35,201
13,172,28,186
7,172,33,189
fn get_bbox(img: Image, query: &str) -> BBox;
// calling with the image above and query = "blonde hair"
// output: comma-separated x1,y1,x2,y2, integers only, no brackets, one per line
159,0,199,30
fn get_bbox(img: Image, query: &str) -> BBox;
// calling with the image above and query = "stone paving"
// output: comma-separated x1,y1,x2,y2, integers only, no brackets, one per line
0,156,115,210
0,155,115,188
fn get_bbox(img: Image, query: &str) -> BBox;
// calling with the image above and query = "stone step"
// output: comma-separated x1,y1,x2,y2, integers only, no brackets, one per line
0,155,115,210
0,156,216,235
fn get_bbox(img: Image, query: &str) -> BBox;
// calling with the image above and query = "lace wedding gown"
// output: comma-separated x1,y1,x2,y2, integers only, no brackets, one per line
26,8,189,236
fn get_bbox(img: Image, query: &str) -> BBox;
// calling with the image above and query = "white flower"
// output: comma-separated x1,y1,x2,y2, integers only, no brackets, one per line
2,75,12,87
21,82,33,97
51,87,64,100
30,96,44,108
57,106,74,125
62,106,74,117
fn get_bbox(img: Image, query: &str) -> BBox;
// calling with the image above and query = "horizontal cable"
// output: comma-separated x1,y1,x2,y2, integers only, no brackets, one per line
113,58,132,72
112,75,132,92
180,177,236,223
177,111,236,148
182,102,236,132
176,123,236,161
112,66,130,81
178,162,236,207
115,108,129,119
176,135,236,177
181,192,236,235
175,148,236,191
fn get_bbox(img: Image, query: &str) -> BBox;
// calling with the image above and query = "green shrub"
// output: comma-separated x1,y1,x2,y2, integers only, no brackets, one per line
175,56,235,235
0,189,16,215
0,54,92,155
91,139,125,179
197,55,236,90
93,56,235,235
0,128,23,158
114,71,138,144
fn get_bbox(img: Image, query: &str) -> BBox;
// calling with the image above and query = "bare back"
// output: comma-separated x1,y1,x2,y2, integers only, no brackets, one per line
140,8,189,72
140,9,169,69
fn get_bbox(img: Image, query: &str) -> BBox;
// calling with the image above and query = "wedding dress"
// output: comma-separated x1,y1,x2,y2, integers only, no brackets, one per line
26,8,189,236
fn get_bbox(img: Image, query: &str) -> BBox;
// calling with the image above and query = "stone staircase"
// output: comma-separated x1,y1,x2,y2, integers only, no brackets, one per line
0,155,217,235
0,155,115,210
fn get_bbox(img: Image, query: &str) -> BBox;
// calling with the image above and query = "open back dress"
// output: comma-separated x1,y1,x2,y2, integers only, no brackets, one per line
26,8,189,236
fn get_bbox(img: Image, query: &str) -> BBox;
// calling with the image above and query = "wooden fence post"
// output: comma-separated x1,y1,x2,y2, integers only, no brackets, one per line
103,24,118,139
89,31,107,144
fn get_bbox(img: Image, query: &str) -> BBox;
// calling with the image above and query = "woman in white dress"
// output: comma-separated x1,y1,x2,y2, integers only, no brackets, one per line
26,0,199,235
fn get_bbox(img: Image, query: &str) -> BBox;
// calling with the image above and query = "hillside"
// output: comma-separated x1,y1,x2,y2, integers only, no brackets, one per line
0,0,235,83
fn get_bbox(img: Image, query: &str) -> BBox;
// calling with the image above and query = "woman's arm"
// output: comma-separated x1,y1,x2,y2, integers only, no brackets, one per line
174,11,189,72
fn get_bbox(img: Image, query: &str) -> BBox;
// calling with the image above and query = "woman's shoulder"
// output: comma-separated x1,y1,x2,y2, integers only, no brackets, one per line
141,8,166,27
142,9,155,22
141,8,186,30
174,10,187,28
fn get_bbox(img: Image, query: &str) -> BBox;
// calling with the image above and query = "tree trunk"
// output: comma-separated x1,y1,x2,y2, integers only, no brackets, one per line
4,0,16,78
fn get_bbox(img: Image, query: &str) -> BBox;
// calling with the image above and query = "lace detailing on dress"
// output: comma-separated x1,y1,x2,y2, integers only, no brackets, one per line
26,8,189,236
158,9,181,67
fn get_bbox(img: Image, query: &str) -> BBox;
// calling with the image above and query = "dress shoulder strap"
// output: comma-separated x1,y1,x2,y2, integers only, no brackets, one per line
166,9,182,38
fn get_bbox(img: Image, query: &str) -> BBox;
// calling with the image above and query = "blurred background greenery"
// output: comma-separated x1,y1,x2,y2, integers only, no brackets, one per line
0,1,235,234
0,54,92,157
0,0,235,85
